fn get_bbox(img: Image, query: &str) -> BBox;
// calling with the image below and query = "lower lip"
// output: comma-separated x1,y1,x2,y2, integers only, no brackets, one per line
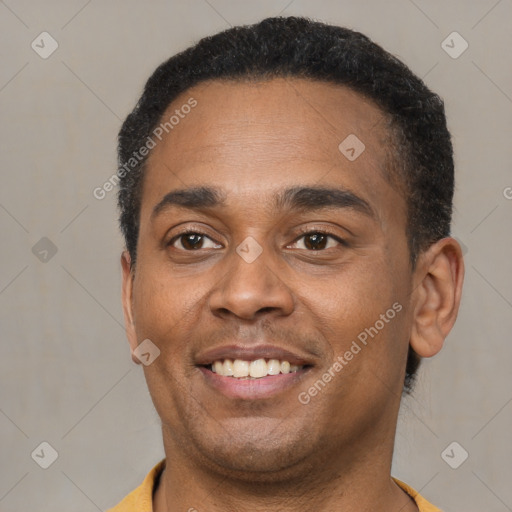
198,367,309,400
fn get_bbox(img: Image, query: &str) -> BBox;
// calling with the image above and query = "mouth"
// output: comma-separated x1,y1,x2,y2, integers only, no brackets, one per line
195,345,315,400
204,358,306,379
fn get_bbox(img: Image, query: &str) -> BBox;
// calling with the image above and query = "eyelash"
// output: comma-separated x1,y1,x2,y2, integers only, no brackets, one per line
293,227,347,247
168,228,347,250
168,230,221,250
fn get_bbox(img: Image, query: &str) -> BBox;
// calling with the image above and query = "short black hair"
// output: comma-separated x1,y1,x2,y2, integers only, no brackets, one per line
117,16,455,392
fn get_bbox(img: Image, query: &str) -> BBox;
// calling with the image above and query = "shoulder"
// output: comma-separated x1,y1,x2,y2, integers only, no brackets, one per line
393,477,442,512
106,459,166,512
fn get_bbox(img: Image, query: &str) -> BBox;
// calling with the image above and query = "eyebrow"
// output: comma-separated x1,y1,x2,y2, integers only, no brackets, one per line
151,185,374,220
277,186,374,218
151,186,227,218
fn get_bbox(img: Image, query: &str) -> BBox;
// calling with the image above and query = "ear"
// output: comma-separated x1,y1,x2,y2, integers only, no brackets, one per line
410,237,465,358
121,251,141,365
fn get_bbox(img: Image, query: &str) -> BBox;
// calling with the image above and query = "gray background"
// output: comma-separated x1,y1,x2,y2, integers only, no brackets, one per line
1,0,511,510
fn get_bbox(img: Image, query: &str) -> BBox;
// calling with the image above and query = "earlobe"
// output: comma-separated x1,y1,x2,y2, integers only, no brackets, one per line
121,251,141,365
410,237,465,358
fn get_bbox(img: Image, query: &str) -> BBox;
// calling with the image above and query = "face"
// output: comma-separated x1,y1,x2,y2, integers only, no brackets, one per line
122,78,416,480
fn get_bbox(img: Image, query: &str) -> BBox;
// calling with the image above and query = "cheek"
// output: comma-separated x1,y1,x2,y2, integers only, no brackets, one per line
305,258,407,383
306,259,397,331
132,265,195,345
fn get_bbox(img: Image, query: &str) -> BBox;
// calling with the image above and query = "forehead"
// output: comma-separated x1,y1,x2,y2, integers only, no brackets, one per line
141,78,401,221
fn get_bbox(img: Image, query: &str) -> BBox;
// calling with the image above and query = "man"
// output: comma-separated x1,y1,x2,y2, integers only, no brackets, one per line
108,16,464,512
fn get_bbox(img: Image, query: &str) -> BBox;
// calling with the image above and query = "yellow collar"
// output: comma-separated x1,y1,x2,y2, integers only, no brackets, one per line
107,459,441,512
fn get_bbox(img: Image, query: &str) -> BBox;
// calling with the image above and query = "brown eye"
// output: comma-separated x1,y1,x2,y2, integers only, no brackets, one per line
303,233,328,250
291,231,342,251
180,233,204,250
170,232,221,251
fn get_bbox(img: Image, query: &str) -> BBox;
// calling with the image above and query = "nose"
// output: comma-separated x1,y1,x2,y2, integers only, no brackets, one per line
208,242,295,321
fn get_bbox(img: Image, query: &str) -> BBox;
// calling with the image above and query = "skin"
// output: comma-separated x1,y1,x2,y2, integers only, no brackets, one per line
121,78,464,511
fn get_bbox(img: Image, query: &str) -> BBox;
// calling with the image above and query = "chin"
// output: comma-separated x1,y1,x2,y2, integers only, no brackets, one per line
189,418,315,480
205,447,311,483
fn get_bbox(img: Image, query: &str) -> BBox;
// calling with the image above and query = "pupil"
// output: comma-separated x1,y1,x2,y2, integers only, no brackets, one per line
184,234,202,249
306,233,326,250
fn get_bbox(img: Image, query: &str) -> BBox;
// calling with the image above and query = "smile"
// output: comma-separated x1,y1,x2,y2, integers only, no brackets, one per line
195,344,315,399
210,358,304,378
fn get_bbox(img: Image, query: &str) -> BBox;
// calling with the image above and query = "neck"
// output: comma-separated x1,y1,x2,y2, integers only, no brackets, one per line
153,428,418,512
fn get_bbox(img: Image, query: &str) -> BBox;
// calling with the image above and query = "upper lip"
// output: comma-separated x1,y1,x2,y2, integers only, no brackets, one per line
195,344,315,366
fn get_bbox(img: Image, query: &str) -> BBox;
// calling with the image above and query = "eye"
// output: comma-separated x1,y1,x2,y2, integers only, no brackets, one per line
169,232,222,251
289,231,344,251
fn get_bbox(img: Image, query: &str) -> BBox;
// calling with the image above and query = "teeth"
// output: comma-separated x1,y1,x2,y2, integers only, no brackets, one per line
209,358,304,378
223,359,234,376
267,359,281,375
233,359,249,378
249,359,267,378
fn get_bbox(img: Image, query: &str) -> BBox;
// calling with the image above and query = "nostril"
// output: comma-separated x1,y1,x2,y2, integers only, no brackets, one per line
258,306,276,314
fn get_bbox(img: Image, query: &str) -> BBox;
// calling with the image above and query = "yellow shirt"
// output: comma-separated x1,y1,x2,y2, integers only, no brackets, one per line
106,458,441,512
